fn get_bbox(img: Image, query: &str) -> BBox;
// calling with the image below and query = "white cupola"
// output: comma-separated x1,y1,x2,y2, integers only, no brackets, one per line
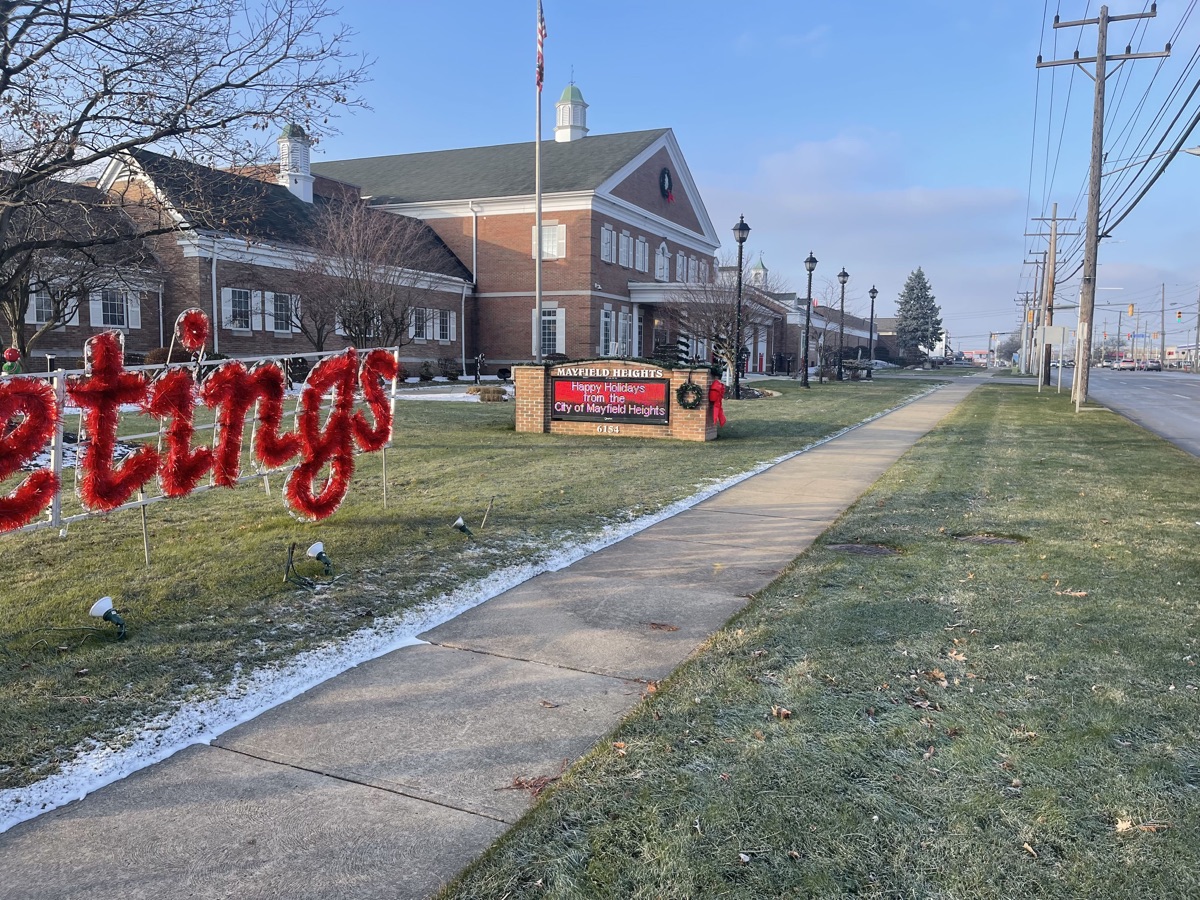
278,123,314,203
554,84,589,143
749,254,768,287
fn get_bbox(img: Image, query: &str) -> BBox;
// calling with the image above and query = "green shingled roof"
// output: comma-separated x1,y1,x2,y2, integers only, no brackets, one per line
311,129,669,204
559,84,585,103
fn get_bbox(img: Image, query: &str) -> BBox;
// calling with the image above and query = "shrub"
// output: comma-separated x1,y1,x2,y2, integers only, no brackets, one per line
437,356,462,381
418,360,435,382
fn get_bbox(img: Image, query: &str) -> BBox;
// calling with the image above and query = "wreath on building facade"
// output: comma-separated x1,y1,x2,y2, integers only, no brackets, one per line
676,381,704,409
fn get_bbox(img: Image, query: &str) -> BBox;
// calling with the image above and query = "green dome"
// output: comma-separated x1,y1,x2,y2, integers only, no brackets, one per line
280,122,309,141
559,84,585,103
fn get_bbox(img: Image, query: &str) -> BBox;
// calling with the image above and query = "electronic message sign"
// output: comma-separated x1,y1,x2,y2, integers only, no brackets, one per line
551,375,670,425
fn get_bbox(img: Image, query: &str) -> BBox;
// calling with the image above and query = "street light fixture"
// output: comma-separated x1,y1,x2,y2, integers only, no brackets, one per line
836,267,849,382
867,285,878,380
801,252,817,389
732,215,751,400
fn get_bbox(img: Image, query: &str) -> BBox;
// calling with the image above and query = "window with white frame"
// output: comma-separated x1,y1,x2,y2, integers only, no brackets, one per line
600,308,614,355
229,288,251,330
531,223,567,260
437,308,457,341
687,257,698,282
411,306,429,340
634,237,648,273
272,292,293,332
654,243,670,281
33,292,55,325
676,251,686,282
618,231,632,268
600,224,615,263
102,289,127,327
540,308,562,356
698,259,710,283
617,310,632,356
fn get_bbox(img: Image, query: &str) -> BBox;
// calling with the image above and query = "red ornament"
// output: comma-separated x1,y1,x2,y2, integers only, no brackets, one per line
353,349,398,452
146,368,212,497
708,377,727,427
0,376,60,530
285,349,359,521
3,348,19,363
67,332,160,512
176,308,209,355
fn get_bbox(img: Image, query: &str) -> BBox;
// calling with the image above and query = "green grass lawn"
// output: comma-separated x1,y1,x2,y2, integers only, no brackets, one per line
0,378,929,790
439,385,1200,900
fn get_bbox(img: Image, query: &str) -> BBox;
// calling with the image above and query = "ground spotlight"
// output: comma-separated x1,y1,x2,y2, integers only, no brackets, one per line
452,516,473,538
306,541,333,575
88,596,127,641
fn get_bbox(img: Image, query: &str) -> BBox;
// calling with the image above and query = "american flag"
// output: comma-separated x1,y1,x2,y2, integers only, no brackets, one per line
537,1,547,91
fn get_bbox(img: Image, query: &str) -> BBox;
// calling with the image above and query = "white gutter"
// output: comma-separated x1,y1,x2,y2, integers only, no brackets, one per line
210,240,220,354
157,283,165,348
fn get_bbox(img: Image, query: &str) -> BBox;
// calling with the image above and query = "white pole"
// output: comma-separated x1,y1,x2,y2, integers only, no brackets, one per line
534,1,544,363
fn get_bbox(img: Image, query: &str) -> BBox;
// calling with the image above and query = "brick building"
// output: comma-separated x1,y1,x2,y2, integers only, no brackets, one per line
313,85,722,368
24,126,474,371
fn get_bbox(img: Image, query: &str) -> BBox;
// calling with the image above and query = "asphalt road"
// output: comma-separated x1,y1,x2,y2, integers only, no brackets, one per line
1083,367,1200,457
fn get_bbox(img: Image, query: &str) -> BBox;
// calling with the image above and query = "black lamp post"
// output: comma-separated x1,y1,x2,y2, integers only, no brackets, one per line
801,252,817,388
731,215,750,400
867,284,878,380
836,267,849,382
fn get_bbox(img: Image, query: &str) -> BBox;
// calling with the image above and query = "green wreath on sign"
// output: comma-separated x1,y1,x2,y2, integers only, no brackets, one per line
676,381,704,409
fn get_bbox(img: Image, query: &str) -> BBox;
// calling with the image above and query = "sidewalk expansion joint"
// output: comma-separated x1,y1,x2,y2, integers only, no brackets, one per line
211,743,512,825
421,639,644,684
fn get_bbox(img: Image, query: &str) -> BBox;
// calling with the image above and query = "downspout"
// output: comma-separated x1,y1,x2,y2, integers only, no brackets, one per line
210,238,220,354
157,283,164,348
470,201,479,366
460,283,467,377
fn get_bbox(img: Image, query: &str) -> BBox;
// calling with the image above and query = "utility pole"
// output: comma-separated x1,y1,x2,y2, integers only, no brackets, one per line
1024,250,1048,389
1193,286,1200,371
1160,283,1166,365
1016,292,1034,373
1027,205,1078,385
1038,4,1169,411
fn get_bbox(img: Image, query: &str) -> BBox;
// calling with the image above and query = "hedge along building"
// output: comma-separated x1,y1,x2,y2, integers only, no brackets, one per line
312,85,722,368
90,125,473,370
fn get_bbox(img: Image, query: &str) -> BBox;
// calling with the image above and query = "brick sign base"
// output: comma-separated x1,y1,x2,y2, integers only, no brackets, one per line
514,361,718,441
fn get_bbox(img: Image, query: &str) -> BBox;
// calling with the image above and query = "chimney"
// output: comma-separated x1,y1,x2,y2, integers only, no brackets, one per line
278,123,314,203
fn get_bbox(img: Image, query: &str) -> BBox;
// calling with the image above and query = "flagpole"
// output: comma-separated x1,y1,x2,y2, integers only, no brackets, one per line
534,0,544,363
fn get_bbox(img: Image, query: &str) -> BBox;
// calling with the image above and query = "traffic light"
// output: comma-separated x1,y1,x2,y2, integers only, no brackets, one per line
1178,310,1184,322
1128,304,1135,316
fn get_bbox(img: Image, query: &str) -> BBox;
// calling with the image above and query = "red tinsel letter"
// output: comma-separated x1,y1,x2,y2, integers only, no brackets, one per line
353,348,398,452
0,377,60,531
285,350,358,521
67,332,159,511
200,361,301,487
146,368,212,497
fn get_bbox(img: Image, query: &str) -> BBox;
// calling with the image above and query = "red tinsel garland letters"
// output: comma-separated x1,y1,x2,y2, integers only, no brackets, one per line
0,377,61,531
146,368,212,497
353,348,398,452
0,311,400,532
67,332,161,512
284,350,359,522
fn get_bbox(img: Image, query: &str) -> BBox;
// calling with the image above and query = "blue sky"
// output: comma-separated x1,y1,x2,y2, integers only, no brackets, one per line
314,2,1200,352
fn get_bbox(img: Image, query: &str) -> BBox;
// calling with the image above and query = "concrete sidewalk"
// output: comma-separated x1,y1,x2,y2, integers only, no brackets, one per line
0,379,982,900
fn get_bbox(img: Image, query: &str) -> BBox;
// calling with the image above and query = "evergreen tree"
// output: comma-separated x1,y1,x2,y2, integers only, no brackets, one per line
894,268,943,362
